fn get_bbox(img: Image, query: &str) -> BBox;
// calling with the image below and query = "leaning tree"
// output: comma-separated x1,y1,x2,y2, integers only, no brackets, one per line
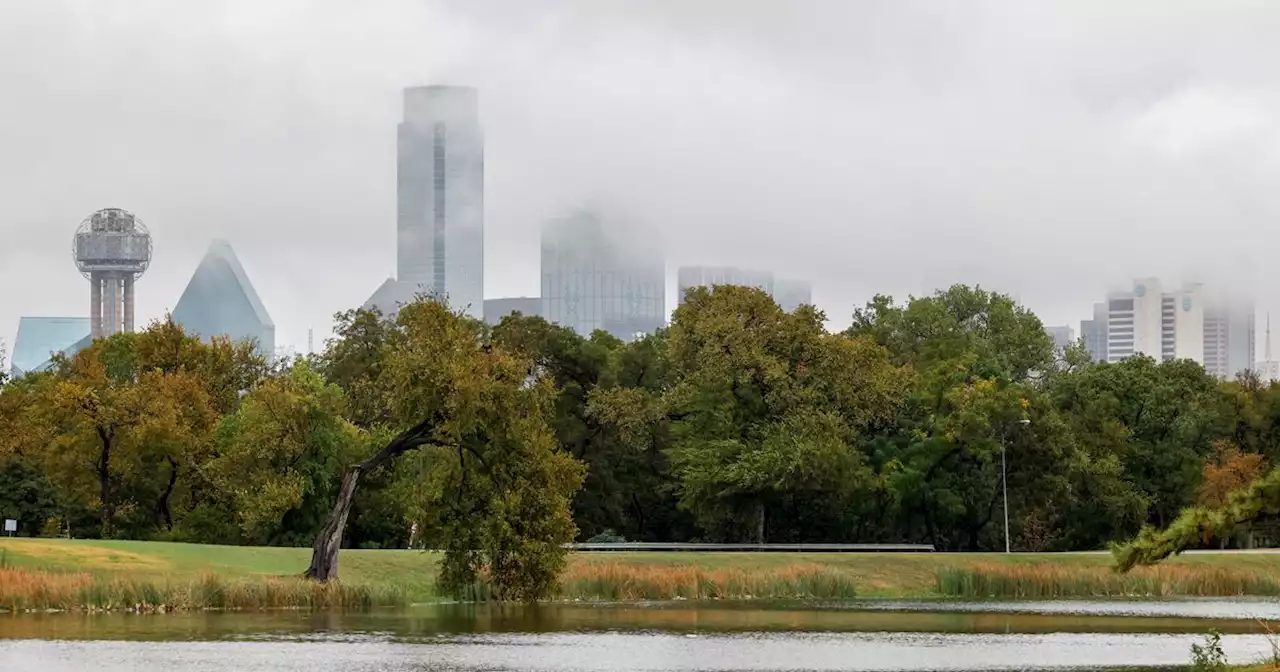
1113,468,1280,571
304,299,583,600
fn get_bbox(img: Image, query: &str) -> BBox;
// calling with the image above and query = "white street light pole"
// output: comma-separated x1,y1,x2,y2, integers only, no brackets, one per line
1004,418,1031,554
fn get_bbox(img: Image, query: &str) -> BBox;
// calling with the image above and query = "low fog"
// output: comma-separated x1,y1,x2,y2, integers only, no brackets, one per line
4,0,1280,354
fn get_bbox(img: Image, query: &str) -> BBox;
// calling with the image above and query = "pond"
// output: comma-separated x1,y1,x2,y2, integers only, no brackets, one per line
3,600,1280,671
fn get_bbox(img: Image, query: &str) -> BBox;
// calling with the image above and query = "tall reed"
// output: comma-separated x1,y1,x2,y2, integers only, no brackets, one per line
0,568,408,613
937,563,1280,599
557,562,857,601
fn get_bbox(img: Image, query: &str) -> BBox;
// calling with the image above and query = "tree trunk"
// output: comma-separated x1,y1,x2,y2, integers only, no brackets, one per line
305,465,364,581
96,430,113,538
156,456,178,531
304,415,439,582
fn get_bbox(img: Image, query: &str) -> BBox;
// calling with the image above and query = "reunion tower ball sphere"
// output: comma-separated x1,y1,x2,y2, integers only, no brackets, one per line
71,208,153,280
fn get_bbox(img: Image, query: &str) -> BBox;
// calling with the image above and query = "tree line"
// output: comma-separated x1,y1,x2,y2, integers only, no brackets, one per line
1,284,1277,592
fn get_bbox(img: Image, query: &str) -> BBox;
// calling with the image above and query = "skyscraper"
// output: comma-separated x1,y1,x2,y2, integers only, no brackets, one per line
772,279,813,312
1080,302,1108,362
394,85,484,320
1044,325,1075,351
541,210,665,340
1203,296,1255,380
677,267,774,306
172,240,276,358
1096,278,1251,377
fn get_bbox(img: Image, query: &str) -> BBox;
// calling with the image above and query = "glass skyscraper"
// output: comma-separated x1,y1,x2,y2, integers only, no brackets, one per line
172,240,276,358
395,85,484,320
541,210,665,340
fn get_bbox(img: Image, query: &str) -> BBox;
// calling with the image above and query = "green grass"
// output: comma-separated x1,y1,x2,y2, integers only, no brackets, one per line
6,538,1280,606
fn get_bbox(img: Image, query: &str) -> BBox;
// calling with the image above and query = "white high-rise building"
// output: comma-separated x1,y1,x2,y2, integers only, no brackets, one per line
1105,278,1203,365
1101,278,1253,378
368,85,484,320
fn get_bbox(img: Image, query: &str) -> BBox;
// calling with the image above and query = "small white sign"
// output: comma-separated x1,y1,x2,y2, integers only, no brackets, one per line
3,519,15,533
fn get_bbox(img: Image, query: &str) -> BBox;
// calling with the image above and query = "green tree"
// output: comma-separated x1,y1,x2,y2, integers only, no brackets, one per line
306,298,585,601
206,363,360,545
848,284,1053,383
662,286,909,542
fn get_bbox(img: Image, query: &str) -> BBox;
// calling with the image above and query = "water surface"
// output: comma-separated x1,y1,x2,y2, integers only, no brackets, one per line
2,600,1278,671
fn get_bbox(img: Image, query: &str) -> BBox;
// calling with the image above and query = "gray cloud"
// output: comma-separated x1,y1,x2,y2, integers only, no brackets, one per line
4,0,1280,355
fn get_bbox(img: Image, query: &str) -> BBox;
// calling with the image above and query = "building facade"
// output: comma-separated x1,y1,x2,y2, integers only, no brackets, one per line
172,240,276,358
395,85,484,320
541,210,665,340
1203,298,1255,380
773,279,813,312
9,317,91,378
484,297,541,326
677,266,774,306
1044,325,1075,351
1080,302,1108,362
1099,278,1253,377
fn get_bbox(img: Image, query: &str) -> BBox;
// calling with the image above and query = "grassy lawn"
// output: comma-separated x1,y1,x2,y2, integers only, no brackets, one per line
5,538,1280,602
0,538,440,603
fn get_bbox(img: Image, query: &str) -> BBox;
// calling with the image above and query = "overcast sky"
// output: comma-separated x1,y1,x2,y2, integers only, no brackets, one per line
4,0,1280,358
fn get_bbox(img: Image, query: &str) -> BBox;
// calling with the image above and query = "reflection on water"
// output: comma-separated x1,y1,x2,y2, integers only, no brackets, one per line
3,632,1279,671
2,601,1280,671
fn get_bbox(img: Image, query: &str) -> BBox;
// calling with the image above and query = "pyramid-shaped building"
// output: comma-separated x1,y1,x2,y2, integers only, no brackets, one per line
172,240,275,358
10,317,92,378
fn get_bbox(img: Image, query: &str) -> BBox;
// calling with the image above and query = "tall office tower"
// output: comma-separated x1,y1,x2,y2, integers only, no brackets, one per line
73,208,152,340
394,85,484,319
1203,296,1256,380
772,279,813,312
483,297,541,326
541,210,665,340
1081,302,1108,362
1104,278,1212,366
1044,325,1075,351
677,266,774,306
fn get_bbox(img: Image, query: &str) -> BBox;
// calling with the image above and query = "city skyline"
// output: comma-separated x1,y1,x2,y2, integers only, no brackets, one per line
7,3,1280,359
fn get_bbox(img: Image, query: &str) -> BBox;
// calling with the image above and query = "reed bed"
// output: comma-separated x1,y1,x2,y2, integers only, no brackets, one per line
936,563,1280,599
557,562,858,601
0,568,408,613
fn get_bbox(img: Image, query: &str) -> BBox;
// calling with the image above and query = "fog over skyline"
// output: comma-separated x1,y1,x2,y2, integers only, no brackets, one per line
4,0,1280,355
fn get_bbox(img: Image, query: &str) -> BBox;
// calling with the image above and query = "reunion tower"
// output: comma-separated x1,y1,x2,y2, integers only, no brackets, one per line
73,208,152,339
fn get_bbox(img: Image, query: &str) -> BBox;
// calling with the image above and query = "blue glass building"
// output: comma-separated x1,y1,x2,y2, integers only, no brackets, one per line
10,317,91,378
172,240,275,358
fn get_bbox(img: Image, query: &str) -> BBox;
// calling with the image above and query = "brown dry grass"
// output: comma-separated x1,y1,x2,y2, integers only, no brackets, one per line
557,560,858,600
0,567,408,612
937,562,1280,598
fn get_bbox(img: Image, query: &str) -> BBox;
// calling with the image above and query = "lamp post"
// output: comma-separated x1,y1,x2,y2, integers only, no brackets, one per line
1003,418,1031,554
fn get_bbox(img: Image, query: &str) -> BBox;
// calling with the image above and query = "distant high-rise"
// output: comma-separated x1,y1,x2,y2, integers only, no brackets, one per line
172,240,276,358
484,297,541,326
1081,302,1108,362
1104,278,1202,364
541,210,665,340
395,85,483,319
73,208,152,340
1203,296,1255,380
1044,325,1075,351
1096,278,1251,377
9,317,91,378
772,279,813,312
677,267,774,306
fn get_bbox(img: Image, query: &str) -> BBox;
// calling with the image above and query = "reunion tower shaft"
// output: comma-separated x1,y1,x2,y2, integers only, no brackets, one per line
73,209,152,340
